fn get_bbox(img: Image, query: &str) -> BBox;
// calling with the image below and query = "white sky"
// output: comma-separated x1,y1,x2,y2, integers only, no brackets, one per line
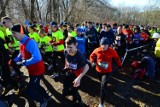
111,0,150,7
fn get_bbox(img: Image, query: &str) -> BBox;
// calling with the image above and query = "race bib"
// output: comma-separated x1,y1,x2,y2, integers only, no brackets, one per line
98,61,109,69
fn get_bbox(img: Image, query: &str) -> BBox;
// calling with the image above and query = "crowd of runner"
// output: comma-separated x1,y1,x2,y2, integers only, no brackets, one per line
0,16,160,107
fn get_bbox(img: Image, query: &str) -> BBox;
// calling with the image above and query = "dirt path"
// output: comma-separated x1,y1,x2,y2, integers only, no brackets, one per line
12,66,160,107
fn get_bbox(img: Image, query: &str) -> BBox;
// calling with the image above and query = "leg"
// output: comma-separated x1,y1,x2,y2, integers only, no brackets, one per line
62,72,75,96
98,73,111,105
34,75,50,99
25,75,45,104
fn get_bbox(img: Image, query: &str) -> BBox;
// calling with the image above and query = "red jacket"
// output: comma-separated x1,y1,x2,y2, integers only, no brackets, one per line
122,29,133,44
20,38,45,76
90,47,122,73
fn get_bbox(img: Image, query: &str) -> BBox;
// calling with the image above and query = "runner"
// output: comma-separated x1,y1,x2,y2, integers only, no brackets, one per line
11,24,50,107
49,21,65,79
27,25,41,43
75,27,87,56
38,29,53,71
90,37,122,107
62,37,89,106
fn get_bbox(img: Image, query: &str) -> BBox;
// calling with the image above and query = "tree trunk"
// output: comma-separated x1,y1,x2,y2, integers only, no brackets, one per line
21,0,29,19
30,0,36,22
36,0,42,22
0,0,10,18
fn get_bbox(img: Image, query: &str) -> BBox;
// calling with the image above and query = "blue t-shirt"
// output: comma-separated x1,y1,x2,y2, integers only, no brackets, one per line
75,35,86,55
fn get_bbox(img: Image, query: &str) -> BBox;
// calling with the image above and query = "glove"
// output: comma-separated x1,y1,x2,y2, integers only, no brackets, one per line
91,62,96,68
16,60,26,66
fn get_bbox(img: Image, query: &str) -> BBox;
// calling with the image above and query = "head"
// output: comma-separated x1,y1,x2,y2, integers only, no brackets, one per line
113,23,117,28
67,25,74,32
11,24,26,41
38,29,46,38
87,22,92,29
124,25,129,29
102,23,107,30
1,16,12,28
75,23,80,28
76,27,82,36
27,25,36,33
117,26,122,34
106,24,111,31
62,24,67,30
134,28,139,33
152,33,160,41
50,21,58,32
65,37,77,54
100,37,109,51
141,49,149,57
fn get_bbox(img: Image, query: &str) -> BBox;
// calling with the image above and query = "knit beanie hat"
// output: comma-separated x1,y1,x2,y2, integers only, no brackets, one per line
11,24,25,34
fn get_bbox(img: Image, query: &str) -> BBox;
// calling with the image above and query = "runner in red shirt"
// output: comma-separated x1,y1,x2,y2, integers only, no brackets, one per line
90,37,122,107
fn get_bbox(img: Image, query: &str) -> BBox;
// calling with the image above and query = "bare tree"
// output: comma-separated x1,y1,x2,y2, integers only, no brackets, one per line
30,0,36,22
0,0,11,18
21,0,30,19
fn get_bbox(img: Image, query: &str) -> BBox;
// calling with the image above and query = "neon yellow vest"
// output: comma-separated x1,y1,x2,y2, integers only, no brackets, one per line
0,30,8,49
149,29,156,39
52,30,64,51
29,32,41,43
40,36,53,52
155,39,160,58
6,28,19,50
68,31,77,37
0,26,7,37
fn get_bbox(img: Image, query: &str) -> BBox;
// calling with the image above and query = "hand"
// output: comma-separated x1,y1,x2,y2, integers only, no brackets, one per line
16,60,25,65
73,77,81,87
49,40,53,44
51,42,57,46
91,62,96,68
63,68,72,72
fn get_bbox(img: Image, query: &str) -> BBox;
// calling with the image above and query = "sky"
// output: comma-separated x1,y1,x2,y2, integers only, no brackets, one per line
110,0,150,7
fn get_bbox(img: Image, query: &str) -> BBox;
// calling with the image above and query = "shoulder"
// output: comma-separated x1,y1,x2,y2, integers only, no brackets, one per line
108,47,117,53
27,38,37,46
93,47,102,53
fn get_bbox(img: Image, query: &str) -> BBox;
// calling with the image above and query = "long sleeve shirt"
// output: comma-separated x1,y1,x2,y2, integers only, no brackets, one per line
14,36,42,66
90,47,122,73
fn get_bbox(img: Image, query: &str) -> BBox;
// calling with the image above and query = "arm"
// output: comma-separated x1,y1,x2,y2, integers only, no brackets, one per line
73,64,89,87
14,53,22,62
52,39,64,46
24,40,42,66
89,49,97,63
51,31,64,46
112,49,122,67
